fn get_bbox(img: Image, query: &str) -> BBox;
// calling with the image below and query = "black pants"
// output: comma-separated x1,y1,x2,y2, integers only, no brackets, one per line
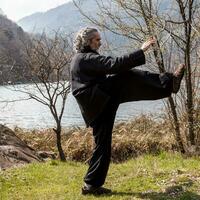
84,69,173,187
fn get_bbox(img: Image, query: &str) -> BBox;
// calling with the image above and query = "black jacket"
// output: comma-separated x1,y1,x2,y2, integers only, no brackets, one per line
70,47,145,127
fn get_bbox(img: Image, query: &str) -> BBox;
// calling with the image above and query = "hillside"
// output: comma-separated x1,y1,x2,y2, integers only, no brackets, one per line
18,0,170,35
17,0,93,34
17,0,134,56
17,0,172,57
0,13,70,85
0,15,29,84
17,0,121,46
0,15,28,63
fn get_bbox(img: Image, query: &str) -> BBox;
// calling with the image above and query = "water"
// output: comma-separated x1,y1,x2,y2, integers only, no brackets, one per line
0,84,164,129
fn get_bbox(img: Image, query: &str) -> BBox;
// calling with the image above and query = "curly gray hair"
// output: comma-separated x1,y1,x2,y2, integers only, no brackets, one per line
73,27,98,52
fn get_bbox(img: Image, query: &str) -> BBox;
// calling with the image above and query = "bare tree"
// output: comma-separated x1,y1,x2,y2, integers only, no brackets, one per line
10,32,73,161
154,0,200,147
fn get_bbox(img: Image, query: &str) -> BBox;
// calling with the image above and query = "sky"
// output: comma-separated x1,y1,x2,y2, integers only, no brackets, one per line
0,0,71,22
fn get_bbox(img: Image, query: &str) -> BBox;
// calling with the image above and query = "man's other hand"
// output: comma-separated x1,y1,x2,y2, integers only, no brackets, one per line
141,37,156,52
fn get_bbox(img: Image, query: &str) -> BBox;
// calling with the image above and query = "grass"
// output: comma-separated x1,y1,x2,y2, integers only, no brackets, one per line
1,152,200,200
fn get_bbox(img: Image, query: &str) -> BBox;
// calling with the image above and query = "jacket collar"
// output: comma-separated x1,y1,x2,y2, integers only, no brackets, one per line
78,46,99,54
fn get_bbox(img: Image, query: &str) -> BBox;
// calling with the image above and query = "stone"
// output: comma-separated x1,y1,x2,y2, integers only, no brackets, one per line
0,125,42,169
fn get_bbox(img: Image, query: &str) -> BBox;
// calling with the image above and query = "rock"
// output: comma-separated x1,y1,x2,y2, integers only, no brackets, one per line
0,125,42,169
37,151,57,159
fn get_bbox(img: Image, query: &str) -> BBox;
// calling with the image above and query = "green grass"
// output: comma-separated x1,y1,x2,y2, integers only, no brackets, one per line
1,152,200,200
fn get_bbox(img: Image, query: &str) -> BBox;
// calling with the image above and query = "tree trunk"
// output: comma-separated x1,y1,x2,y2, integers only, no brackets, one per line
183,2,195,145
168,96,185,153
185,49,195,145
54,125,66,161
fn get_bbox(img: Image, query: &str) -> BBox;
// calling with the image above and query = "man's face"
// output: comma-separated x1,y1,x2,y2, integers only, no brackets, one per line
89,32,101,51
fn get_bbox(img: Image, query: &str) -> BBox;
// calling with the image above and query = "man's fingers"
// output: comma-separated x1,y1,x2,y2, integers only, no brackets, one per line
141,37,157,51
144,40,155,47
148,37,156,43
149,38,156,44
146,40,155,47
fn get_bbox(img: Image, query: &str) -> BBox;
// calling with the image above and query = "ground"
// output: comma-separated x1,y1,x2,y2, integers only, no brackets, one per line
1,152,200,200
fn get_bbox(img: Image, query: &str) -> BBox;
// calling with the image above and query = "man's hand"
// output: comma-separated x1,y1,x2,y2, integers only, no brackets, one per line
141,37,156,52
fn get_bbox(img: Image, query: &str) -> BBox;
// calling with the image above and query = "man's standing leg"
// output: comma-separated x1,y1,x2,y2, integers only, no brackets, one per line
82,99,119,194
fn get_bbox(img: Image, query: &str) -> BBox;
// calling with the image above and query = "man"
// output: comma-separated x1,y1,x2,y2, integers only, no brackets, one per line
70,27,185,195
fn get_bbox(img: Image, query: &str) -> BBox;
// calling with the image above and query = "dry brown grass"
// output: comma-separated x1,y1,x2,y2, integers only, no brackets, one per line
15,113,199,163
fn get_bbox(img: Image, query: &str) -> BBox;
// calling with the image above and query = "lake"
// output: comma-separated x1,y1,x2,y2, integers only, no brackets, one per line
0,84,165,129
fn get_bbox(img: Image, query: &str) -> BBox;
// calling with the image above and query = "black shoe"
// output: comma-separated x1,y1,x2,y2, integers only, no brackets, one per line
172,64,186,93
82,185,112,195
